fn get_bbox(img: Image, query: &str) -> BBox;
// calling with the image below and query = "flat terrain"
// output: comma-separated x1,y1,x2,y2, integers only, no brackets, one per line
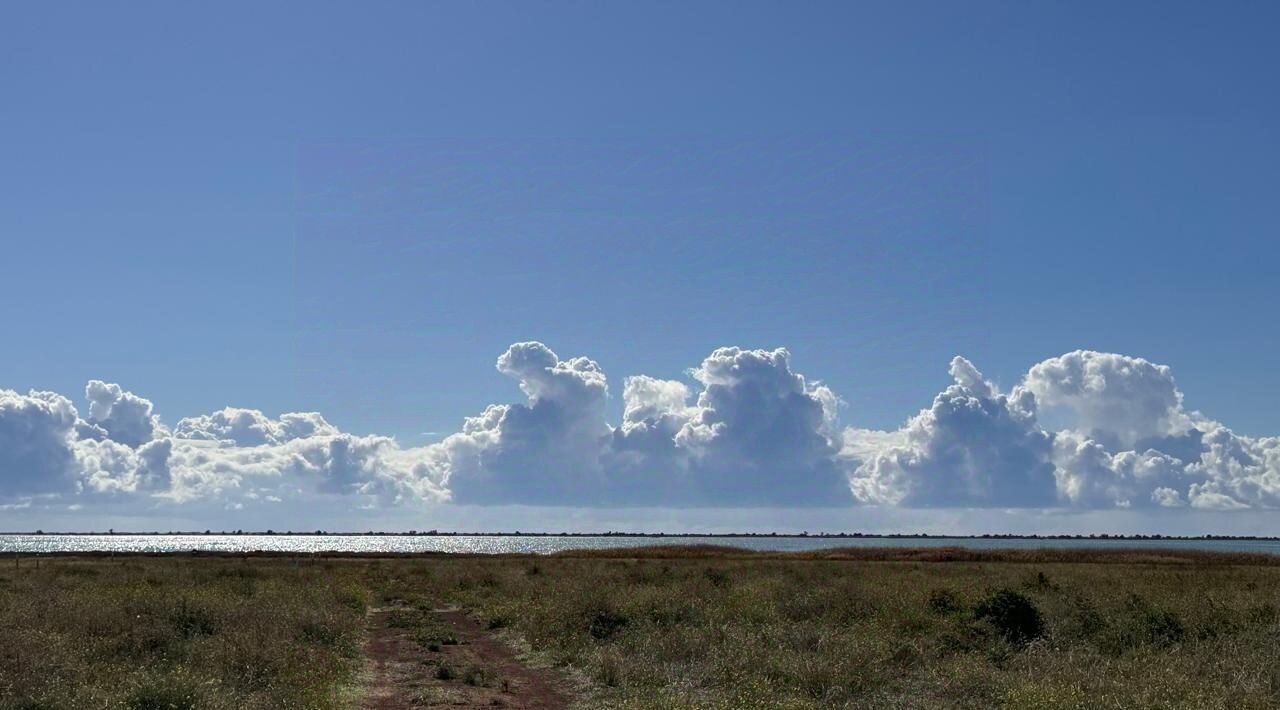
3,547,1280,708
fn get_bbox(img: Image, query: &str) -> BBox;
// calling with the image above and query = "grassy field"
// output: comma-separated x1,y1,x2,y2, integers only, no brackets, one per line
3,547,1280,708
0,556,370,709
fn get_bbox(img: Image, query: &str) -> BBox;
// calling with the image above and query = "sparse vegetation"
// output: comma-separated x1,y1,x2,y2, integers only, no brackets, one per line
4,548,1280,708
0,558,365,709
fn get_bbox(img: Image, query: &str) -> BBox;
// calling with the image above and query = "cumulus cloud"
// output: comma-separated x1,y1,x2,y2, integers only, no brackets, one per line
2,344,1278,515
0,389,81,495
1023,351,1192,448
404,342,855,506
160,433,446,505
174,408,339,446
425,343,849,505
849,349,1280,512
439,342,612,504
848,357,1057,507
84,380,165,447
0,381,447,511
667,347,846,504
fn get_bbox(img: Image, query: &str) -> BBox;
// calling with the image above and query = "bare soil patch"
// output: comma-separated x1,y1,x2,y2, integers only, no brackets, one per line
362,604,571,709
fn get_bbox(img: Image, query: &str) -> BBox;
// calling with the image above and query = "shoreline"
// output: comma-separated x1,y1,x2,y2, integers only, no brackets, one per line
5,531,1280,541
8,544,1280,565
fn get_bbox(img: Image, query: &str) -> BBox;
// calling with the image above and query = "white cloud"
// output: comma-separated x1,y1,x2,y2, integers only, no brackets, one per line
428,344,849,505
84,380,165,447
848,357,1057,507
668,347,845,504
174,408,339,446
2,345,1279,517
849,350,1280,512
161,433,446,505
0,382,447,511
0,389,81,495
1023,351,1192,448
439,342,612,504
1151,486,1185,508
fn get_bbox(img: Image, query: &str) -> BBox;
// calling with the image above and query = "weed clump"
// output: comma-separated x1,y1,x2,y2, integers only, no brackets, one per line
168,598,219,639
927,588,964,615
487,615,511,630
1098,594,1186,653
703,567,731,588
463,665,490,687
588,609,629,640
975,589,1043,644
434,661,456,681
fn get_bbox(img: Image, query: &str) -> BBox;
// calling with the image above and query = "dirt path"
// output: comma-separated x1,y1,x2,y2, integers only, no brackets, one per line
361,604,572,709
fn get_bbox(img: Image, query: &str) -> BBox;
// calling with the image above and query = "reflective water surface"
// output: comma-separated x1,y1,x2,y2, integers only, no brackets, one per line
3,534,1279,555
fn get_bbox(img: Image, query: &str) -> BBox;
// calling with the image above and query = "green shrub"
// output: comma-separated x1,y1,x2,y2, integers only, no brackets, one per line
927,588,964,615
463,665,489,686
974,588,1043,644
588,609,629,640
703,567,731,587
434,661,456,681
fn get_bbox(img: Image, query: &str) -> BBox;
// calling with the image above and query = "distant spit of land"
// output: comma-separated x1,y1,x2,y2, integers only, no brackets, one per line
4,529,1279,540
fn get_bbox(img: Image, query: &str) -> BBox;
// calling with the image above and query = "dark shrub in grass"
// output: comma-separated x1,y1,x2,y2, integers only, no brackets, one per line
434,661,456,681
927,588,964,615
588,609,629,640
1125,594,1184,645
487,615,511,630
703,567,731,588
1144,607,1186,646
125,678,200,710
974,589,1043,644
463,665,490,687
168,598,219,639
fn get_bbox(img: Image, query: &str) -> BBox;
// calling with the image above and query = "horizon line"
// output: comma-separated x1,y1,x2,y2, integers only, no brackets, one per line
5,530,1280,541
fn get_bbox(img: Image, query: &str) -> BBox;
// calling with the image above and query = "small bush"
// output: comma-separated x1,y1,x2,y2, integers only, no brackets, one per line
463,665,489,687
335,586,367,614
434,661,456,681
385,609,416,629
703,567,731,588
588,609,629,640
169,599,219,639
1025,571,1056,591
413,626,458,650
596,651,626,687
1125,594,1185,646
927,589,964,615
974,589,1043,644
487,615,511,630
1062,594,1105,640
1098,595,1187,654
300,621,343,649
1144,608,1186,646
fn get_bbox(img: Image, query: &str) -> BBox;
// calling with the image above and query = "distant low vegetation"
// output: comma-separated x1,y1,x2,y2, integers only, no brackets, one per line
3,547,1280,708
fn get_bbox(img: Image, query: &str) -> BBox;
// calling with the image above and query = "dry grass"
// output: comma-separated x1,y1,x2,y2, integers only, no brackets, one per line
383,549,1280,709
0,557,367,709
4,548,1280,708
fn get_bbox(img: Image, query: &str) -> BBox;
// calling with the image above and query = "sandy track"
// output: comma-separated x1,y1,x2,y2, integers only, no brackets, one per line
361,604,571,709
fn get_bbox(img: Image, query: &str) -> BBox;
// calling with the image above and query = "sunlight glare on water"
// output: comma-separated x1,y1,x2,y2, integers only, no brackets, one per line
3,535,1280,555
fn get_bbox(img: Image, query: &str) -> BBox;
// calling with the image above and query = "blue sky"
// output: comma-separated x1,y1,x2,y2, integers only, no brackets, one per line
2,2,1279,532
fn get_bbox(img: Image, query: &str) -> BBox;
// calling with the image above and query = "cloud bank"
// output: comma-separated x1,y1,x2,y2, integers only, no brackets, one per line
2,344,1278,517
